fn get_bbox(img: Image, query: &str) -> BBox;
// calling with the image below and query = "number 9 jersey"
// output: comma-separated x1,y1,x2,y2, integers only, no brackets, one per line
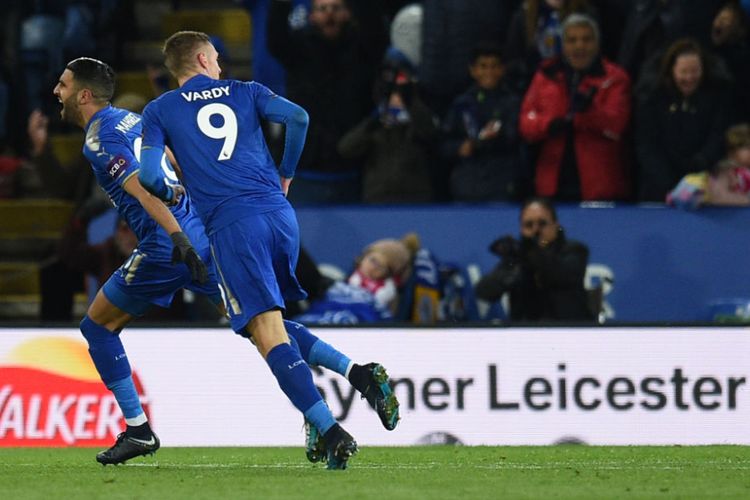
141,75,289,236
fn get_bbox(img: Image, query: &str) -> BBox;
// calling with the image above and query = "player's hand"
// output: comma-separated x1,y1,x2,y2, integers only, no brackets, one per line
170,231,209,284
165,184,185,206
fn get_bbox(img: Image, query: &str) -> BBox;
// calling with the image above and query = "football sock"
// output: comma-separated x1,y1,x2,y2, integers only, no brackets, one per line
266,343,335,434
347,364,371,394
283,320,352,376
125,421,153,440
80,316,147,423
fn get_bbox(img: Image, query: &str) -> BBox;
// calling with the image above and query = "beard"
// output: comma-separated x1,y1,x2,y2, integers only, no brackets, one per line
60,95,83,126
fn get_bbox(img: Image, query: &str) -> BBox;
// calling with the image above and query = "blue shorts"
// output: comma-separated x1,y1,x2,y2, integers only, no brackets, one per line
209,206,307,335
102,248,222,317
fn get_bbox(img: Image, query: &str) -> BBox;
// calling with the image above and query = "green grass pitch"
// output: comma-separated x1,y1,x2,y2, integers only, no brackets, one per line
1,446,749,499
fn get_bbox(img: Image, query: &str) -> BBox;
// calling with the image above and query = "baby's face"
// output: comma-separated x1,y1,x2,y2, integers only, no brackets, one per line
360,252,389,280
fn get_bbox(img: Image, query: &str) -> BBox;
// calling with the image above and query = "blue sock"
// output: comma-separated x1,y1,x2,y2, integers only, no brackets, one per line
266,342,335,434
107,377,145,421
80,316,145,423
284,320,351,376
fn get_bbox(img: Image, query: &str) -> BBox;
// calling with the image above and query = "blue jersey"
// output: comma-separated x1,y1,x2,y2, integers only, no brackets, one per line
83,105,193,261
141,75,290,235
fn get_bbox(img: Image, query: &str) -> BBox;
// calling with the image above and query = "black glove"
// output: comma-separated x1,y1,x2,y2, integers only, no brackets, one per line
170,231,208,284
570,86,598,113
489,235,520,258
547,117,572,136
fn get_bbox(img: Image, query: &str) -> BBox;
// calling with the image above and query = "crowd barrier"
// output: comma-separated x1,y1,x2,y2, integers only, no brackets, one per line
89,204,750,322
1,327,748,447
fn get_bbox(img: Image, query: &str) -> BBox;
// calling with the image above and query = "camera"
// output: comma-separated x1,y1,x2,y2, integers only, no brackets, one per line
489,235,520,258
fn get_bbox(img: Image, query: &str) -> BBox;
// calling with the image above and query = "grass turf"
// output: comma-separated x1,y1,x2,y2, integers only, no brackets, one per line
1,446,749,499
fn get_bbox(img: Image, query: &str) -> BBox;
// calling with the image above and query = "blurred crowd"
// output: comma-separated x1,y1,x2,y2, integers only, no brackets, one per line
0,0,749,207
1,0,750,324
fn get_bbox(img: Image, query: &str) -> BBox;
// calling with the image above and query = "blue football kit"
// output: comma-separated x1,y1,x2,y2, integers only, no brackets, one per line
138,73,399,464
82,105,221,315
140,75,307,333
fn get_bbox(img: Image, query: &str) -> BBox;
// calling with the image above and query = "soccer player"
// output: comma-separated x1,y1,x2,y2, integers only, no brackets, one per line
53,57,224,465
138,31,399,470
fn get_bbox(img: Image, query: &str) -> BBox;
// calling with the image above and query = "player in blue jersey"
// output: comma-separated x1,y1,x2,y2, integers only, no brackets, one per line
138,31,399,469
53,57,224,465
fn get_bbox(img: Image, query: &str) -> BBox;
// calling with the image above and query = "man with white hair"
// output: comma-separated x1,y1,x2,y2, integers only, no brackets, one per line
520,13,633,201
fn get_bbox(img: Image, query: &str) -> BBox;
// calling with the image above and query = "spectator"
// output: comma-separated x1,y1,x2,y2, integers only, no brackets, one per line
710,1,750,121
475,197,594,322
617,0,724,81
242,0,310,96
419,0,512,116
294,233,420,324
635,38,733,201
667,123,750,208
267,0,388,204
505,0,595,87
520,14,631,201
441,43,526,202
337,48,437,204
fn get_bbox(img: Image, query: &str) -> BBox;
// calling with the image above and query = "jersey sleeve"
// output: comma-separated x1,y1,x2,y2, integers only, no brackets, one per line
139,100,172,200
84,132,140,188
141,101,167,148
244,81,309,178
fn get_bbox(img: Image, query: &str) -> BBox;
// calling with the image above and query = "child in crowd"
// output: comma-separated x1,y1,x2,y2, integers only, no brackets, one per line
348,233,420,312
441,42,525,202
667,123,750,208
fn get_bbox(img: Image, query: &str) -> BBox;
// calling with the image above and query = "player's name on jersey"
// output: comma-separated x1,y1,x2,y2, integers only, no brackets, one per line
180,86,231,102
114,112,141,134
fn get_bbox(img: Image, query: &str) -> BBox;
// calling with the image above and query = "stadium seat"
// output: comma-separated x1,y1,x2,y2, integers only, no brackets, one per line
49,134,84,170
161,9,252,44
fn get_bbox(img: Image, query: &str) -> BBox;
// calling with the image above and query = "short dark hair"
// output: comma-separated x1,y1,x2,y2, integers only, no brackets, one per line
163,30,212,78
66,57,115,102
471,42,504,65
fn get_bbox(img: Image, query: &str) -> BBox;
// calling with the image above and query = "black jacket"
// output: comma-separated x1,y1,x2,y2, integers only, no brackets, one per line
475,231,593,322
267,0,387,174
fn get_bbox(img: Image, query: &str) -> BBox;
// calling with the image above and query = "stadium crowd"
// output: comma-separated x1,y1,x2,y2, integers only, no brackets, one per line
1,0,750,324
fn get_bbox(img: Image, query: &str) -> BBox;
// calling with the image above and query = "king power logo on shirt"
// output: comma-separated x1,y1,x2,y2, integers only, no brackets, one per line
0,337,150,446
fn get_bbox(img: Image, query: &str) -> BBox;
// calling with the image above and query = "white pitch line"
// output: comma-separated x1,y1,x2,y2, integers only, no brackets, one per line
5,462,750,471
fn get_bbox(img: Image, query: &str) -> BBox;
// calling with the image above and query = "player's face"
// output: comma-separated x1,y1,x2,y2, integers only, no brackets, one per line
53,69,83,126
520,203,559,244
562,24,598,71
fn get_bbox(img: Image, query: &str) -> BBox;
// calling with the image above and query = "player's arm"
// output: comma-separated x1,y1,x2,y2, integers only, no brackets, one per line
259,93,309,195
138,102,180,203
138,144,180,203
121,174,207,283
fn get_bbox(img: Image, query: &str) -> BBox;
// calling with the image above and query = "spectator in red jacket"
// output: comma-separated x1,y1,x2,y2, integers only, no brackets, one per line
520,13,632,201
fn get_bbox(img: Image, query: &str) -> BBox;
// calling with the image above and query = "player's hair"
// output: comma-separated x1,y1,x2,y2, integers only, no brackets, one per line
163,30,212,78
65,57,115,102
